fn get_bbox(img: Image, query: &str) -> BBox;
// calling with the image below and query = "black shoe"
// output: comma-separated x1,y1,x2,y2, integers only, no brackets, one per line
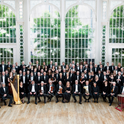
109,103,111,106
8,104,12,107
35,102,37,105
79,102,82,104
38,100,41,103
44,101,46,104
74,100,77,103
0,106,1,108
62,100,65,103
27,101,30,104
97,101,98,103
85,100,86,102
56,100,58,103
88,100,89,102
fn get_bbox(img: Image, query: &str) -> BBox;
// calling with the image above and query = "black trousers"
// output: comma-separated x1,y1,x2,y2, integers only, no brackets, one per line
72,93,82,103
2,94,12,105
56,93,64,101
93,93,99,100
28,92,37,103
83,93,92,100
101,93,108,100
38,94,46,103
108,94,116,104
47,93,54,100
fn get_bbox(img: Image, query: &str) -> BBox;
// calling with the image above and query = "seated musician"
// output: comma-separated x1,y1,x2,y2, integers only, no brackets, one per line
27,80,38,105
120,83,124,94
55,81,65,103
108,82,118,106
72,80,82,104
101,81,109,102
37,81,47,103
83,80,92,102
92,82,99,103
0,83,13,107
63,81,72,103
19,81,26,103
47,80,55,102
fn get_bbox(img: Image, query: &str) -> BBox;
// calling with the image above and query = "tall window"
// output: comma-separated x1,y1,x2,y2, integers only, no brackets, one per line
0,4,16,43
112,48,124,67
109,5,124,43
30,5,61,65
65,5,95,64
0,48,13,64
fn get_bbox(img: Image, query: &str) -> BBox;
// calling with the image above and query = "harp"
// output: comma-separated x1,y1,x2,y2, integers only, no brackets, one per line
10,75,22,104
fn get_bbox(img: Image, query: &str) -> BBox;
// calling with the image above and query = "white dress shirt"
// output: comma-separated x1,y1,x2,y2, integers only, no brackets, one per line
75,85,78,92
31,85,35,92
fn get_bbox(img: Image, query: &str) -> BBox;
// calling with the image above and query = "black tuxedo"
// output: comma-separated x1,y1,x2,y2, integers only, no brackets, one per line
110,66,115,73
0,87,12,105
20,75,27,86
1,75,8,86
37,85,47,103
35,76,41,85
104,66,110,71
0,64,6,72
41,75,49,84
6,65,12,72
27,84,38,104
93,67,98,74
92,86,99,102
55,73,60,83
72,84,82,103
109,86,118,105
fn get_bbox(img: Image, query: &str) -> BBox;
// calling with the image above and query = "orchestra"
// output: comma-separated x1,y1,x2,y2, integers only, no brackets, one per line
1,60,124,108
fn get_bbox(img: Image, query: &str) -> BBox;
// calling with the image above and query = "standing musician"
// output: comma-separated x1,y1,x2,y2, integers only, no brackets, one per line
37,81,47,103
55,81,65,103
72,80,82,104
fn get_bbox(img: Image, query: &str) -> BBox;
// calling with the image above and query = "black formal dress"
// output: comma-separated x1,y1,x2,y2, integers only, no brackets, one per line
19,86,26,99
101,85,109,102
63,86,71,102
92,86,99,102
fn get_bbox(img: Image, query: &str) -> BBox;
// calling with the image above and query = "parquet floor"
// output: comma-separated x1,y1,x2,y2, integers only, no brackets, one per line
0,96,124,124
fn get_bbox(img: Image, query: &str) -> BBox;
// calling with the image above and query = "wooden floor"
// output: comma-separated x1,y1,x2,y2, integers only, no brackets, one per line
0,96,124,124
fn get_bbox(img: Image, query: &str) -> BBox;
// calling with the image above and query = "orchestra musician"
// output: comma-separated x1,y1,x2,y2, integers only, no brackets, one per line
0,83,13,107
108,82,118,106
19,81,26,103
27,80,38,105
37,81,47,103
83,80,92,102
72,80,82,104
55,81,65,103
92,82,99,103
63,81,72,103
47,80,55,102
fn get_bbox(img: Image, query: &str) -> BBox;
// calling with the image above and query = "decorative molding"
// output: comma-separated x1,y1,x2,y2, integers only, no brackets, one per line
4,0,15,9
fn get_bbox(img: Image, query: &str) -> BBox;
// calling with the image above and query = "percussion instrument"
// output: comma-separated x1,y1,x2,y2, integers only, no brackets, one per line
115,94,124,112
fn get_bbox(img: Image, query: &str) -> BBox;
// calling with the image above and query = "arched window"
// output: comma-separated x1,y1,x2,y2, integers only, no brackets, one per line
110,5,124,66
0,4,16,64
30,4,61,65
65,5,95,64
